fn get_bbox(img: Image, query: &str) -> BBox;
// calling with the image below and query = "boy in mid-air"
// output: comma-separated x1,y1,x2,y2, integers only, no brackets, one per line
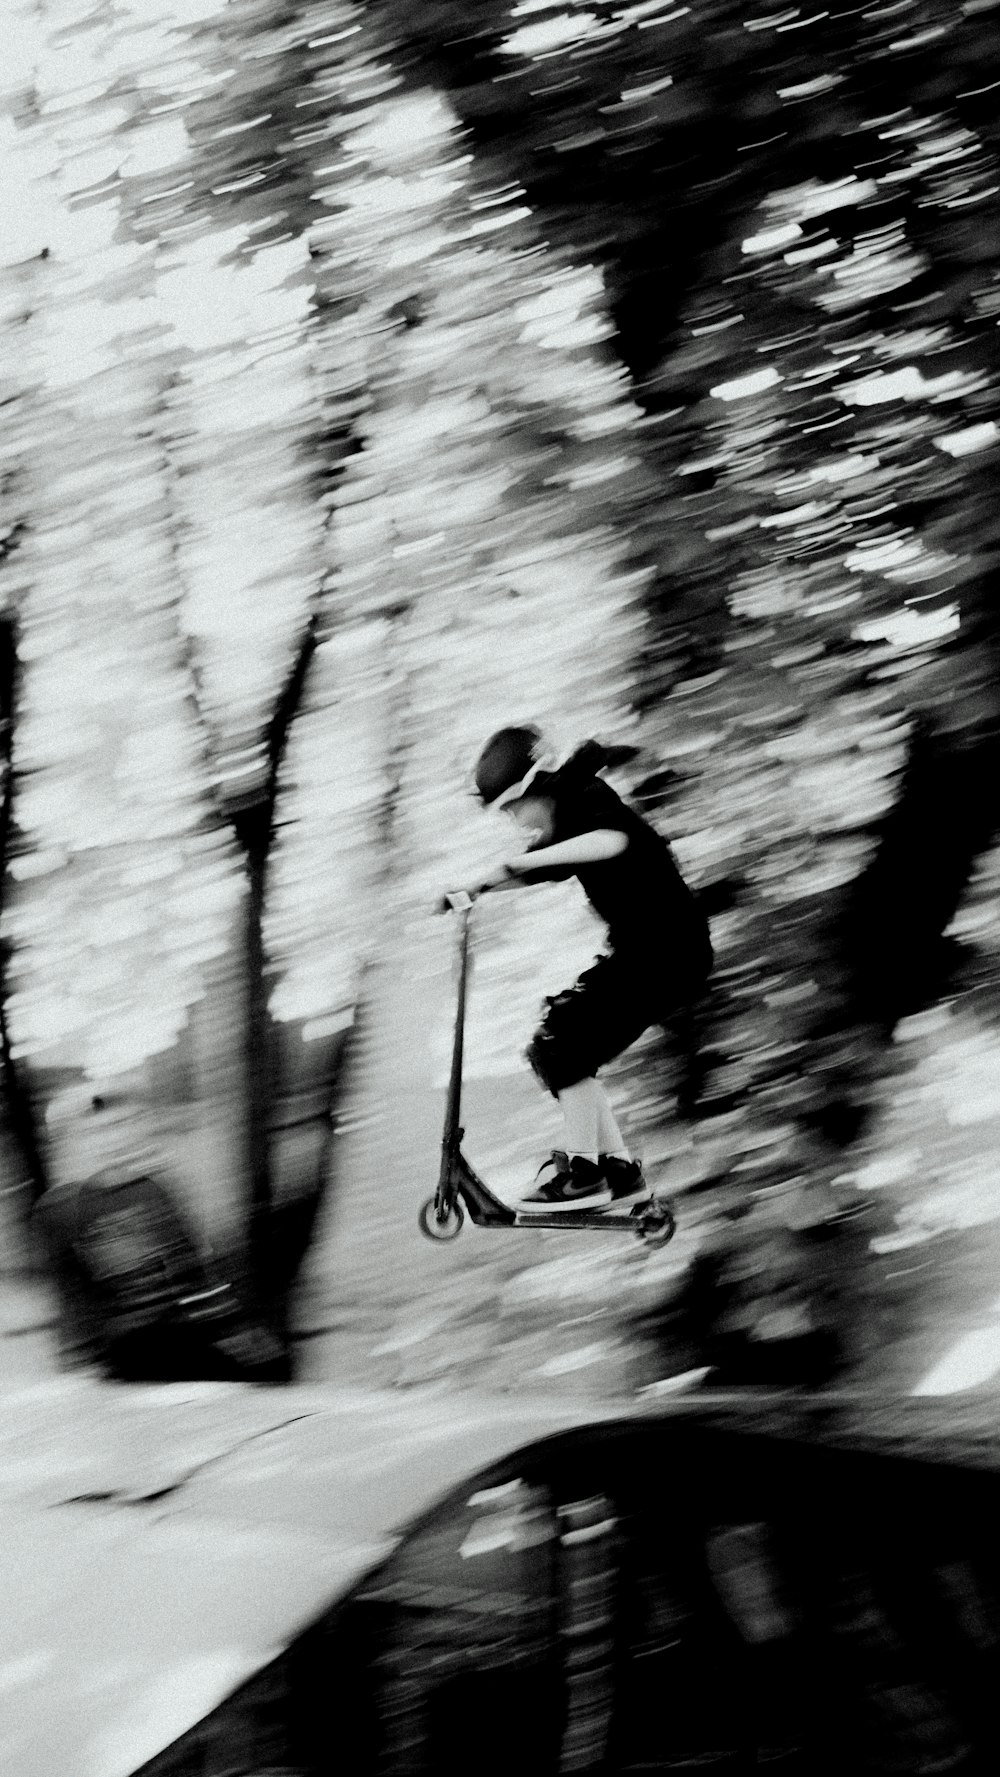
461,724,713,1212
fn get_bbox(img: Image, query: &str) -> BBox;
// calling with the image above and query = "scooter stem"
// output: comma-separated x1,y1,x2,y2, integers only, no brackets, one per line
443,900,472,1152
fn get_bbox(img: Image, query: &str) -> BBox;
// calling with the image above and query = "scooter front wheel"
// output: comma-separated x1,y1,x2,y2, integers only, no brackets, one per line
418,1195,465,1242
635,1199,676,1248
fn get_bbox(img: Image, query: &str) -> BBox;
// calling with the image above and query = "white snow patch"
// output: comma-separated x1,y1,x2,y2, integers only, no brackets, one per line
912,1327,1000,1395
537,1341,611,1375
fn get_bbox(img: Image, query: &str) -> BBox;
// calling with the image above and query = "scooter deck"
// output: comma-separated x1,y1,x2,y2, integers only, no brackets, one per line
442,1147,667,1234
512,1200,655,1232
422,1148,674,1244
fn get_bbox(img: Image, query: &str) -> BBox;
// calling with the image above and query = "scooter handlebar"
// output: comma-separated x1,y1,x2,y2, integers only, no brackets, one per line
442,889,474,913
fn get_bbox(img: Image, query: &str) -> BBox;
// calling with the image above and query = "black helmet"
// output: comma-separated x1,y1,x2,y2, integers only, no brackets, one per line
473,725,551,806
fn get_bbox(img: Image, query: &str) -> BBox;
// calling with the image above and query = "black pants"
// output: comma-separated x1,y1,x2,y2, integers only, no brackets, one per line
526,933,713,1097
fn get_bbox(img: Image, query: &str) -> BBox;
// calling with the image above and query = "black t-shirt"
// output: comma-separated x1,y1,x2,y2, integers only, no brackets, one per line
520,768,709,963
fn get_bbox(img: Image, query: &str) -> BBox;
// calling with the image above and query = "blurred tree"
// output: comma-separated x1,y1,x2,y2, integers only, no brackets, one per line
369,0,1000,1062
361,0,1000,1374
0,0,391,1344
0,0,654,1360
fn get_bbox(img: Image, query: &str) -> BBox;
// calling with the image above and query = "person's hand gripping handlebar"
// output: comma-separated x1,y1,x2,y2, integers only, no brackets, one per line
437,866,517,914
440,889,474,913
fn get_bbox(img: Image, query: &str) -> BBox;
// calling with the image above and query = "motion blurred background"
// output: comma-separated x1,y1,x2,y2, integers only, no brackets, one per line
2,0,1000,1397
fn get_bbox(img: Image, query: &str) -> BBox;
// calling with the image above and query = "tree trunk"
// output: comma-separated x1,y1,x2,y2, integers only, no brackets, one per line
843,715,1000,1033
0,612,46,1206
231,615,320,1308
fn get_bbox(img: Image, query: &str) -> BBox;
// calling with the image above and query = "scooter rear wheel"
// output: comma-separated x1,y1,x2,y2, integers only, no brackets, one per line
635,1199,676,1248
418,1195,465,1241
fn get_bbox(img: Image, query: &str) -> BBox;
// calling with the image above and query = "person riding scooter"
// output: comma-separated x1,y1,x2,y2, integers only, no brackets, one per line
460,725,713,1213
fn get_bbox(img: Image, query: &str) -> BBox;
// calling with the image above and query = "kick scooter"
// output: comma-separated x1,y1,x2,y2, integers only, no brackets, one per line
418,893,676,1246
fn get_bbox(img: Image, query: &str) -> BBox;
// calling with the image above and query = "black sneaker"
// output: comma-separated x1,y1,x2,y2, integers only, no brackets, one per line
600,1156,651,1206
519,1151,612,1213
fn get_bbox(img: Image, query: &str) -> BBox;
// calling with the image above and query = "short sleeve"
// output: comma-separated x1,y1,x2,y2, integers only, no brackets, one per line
556,779,630,840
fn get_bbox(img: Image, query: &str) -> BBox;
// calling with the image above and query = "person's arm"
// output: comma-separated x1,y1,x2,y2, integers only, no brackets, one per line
508,829,628,873
472,827,628,895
